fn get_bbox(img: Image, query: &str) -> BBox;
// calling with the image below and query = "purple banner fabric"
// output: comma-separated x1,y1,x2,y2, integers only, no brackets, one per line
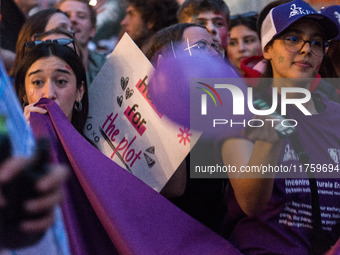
30,98,241,255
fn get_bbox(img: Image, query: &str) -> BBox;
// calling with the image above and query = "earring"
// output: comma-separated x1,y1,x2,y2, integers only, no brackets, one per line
74,100,82,111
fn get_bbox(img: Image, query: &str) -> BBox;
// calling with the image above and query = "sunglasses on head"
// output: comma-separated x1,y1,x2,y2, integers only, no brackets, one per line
22,38,77,57
231,11,258,21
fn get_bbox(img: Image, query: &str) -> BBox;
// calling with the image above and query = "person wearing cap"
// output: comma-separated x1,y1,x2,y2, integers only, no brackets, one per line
319,5,340,80
240,0,340,103
220,0,340,254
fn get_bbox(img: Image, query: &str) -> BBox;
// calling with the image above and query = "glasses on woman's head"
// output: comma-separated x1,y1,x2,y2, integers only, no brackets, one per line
230,11,258,21
22,38,77,57
280,35,329,57
184,39,225,58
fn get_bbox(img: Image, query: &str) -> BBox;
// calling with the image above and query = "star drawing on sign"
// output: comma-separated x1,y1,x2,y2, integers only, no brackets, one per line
177,127,192,146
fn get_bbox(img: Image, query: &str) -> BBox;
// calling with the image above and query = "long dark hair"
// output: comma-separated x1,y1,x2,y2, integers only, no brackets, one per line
14,43,88,134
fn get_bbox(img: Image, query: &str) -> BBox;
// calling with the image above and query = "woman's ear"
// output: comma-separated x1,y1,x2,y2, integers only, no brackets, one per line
263,46,272,61
76,81,85,102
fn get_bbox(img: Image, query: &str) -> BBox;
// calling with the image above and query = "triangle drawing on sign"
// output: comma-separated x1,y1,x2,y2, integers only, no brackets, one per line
143,153,156,168
145,146,155,154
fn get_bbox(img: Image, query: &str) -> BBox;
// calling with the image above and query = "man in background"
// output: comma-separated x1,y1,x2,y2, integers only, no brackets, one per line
177,0,230,52
120,0,179,53
56,0,107,85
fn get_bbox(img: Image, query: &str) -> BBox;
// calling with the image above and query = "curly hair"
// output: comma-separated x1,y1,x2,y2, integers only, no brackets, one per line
124,0,179,33
177,0,230,26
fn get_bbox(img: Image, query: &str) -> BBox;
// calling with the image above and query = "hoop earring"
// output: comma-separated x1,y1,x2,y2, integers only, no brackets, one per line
74,100,82,111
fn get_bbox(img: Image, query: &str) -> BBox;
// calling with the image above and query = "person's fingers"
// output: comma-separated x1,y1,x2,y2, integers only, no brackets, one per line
0,157,31,184
24,189,63,214
20,213,55,233
0,157,31,207
24,105,47,123
35,164,69,193
24,105,48,115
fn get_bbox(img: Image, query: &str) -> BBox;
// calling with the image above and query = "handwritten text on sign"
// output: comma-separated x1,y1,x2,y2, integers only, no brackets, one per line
85,33,199,192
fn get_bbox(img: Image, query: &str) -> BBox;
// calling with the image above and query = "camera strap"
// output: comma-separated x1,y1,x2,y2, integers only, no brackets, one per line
288,127,333,254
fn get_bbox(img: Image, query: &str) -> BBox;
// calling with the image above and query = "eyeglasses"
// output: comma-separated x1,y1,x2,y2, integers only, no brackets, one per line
280,35,329,57
184,39,225,58
230,11,258,21
22,38,77,57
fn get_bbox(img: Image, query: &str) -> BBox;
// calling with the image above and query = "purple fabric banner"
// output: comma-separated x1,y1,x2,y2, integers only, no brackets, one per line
30,98,241,255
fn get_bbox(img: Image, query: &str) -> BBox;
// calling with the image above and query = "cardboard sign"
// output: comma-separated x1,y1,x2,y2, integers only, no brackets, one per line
85,33,199,192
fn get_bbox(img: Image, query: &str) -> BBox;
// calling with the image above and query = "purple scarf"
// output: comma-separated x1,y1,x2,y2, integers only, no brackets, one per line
30,98,241,255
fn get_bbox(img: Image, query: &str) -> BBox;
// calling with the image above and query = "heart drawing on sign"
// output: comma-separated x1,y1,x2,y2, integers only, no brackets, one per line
117,95,123,107
121,77,129,91
126,88,134,99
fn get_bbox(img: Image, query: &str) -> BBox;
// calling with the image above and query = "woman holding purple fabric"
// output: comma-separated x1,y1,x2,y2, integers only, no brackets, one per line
12,30,242,254
221,0,340,254
12,37,88,254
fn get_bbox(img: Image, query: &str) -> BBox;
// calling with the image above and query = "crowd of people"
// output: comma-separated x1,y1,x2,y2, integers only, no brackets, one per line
1,0,340,254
